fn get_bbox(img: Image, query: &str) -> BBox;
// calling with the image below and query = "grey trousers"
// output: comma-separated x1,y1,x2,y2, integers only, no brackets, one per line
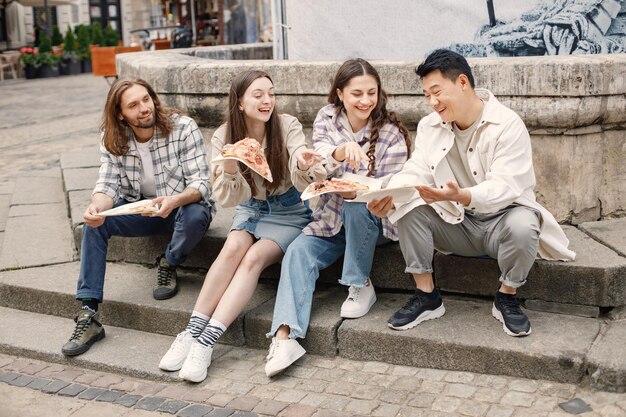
397,204,541,288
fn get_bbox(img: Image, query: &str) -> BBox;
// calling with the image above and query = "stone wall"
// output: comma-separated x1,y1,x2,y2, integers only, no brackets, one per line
116,46,626,224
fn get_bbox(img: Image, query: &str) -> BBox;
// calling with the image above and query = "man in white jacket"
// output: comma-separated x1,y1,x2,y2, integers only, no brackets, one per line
368,49,575,337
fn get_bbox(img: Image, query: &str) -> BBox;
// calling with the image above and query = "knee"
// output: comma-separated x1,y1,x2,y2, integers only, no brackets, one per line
238,248,266,273
220,233,250,260
178,204,210,230
501,211,540,245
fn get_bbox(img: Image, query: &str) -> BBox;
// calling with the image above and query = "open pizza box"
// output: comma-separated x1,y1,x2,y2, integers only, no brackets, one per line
301,172,420,204
96,199,160,217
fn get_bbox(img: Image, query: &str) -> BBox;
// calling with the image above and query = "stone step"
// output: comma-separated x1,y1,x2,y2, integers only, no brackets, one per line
0,306,233,381
58,149,626,311
0,262,276,346
0,262,624,391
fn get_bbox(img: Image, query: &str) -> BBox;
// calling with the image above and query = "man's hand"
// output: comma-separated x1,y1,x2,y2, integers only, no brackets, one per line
416,181,471,206
295,148,323,170
83,203,107,228
151,195,179,218
333,142,368,170
367,196,394,218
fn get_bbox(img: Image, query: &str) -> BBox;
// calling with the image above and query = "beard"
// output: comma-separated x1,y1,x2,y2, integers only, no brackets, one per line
125,113,155,129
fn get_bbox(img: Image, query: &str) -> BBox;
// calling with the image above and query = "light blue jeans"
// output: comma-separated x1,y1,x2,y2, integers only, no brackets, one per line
268,202,389,340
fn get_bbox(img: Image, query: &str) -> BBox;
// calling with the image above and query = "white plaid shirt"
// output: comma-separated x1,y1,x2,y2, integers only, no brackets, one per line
93,115,215,215
303,105,409,241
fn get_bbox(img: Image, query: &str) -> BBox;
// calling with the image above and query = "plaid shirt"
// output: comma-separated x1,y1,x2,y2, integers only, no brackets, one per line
303,104,408,240
93,115,215,216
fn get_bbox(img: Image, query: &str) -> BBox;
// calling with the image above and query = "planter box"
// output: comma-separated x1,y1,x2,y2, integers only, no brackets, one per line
82,59,92,73
60,58,82,76
36,64,59,78
23,64,37,79
90,45,142,77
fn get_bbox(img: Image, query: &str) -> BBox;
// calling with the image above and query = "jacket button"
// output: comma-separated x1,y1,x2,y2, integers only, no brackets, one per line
440,185,444,189
471,207,476,210
469,148,473,152
431,166,434,170
473,171,477,175
443,148,446,151
457,218,460,221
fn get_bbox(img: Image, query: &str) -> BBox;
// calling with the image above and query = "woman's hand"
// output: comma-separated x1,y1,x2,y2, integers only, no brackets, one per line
333,142,368,170
295,148,323,170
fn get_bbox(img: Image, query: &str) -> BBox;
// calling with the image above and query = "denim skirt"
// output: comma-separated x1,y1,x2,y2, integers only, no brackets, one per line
231,186,311,252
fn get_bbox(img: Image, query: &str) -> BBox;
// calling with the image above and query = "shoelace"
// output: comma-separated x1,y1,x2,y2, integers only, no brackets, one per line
498,296,522,316
157,264,175,286
347,286,360,302
69,314,93,341
188,345,210,365
169,332,187,353
403,292,428,311
266,340,279,360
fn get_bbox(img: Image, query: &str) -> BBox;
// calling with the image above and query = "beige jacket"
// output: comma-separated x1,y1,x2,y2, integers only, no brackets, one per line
388,89,575,261
211,113,326,207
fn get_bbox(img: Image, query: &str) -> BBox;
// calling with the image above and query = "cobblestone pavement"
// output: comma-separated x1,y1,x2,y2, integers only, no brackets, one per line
2,75,626,417
2,351,626,417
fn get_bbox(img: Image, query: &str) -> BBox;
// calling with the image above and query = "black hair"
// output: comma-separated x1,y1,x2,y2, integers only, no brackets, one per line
415,49,475,88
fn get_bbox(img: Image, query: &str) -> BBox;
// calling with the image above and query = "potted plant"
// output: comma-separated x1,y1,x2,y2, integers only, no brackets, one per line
90,22,103,47
103,23,121,47
35,30,60,78
77,25,92,73
19,46,38,79
59,26,81,76
51,25,63,47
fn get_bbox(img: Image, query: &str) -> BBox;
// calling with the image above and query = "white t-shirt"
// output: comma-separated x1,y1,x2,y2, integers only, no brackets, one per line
136,139,157,198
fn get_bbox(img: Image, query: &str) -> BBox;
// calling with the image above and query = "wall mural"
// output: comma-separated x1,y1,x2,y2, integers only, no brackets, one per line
451,0,626,56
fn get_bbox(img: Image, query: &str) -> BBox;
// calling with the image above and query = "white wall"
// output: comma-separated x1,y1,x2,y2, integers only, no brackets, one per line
283,0,541,60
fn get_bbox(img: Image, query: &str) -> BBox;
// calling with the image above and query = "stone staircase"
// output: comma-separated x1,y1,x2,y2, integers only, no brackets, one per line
0,147,624,392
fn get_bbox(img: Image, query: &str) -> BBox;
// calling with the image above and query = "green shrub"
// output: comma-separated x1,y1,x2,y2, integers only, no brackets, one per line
63,26,80,61
51,25,63,46
103,23,121,46
77,25,91,60
91,22,103,46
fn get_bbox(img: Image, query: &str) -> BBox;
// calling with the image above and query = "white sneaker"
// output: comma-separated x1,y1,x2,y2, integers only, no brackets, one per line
264,337,306,377
178,342,213,383
340,278,377,319
159,331,195,371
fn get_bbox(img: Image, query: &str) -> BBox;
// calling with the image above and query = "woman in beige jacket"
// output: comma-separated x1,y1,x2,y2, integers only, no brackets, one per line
159,70,325,382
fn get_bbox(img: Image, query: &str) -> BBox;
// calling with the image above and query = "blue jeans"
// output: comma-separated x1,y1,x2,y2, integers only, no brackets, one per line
76,199,212,302
268,202,389,339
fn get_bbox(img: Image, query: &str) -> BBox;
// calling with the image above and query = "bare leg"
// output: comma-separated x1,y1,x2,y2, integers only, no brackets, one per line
275,325,290,340
412,273,435,292
211,239,283,327
192,230,254,315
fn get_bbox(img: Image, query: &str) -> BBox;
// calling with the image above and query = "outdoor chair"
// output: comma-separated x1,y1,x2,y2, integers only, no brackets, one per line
0,51,20,81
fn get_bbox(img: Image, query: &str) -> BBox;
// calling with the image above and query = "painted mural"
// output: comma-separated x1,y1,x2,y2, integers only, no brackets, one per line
451,0,626,56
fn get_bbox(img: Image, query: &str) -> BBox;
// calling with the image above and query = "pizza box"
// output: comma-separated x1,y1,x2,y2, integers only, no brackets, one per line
348,184,419,204
96,199,160,217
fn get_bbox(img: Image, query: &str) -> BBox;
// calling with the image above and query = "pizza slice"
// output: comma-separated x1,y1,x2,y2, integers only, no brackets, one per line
220,137,273,182
301,178,370,201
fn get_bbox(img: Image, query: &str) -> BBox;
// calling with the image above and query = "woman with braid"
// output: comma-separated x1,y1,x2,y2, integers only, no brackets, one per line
264,59,411,377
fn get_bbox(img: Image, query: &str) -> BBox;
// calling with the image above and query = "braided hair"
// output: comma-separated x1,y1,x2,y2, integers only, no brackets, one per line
328,59,411,177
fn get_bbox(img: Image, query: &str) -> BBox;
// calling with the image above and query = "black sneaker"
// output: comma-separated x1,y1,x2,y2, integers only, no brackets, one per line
388,289,446,330
61,308,106,356
153,254,178,300
492,292,532,337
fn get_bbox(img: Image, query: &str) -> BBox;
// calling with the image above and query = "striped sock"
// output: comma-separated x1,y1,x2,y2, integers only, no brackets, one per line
197,318,227,348
185,311,210,338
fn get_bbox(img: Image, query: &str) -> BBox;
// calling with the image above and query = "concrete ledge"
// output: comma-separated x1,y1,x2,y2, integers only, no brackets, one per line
337,295,601,384
0,306,232,381
587,320,626,393
434,226,626,308
0,262,276,346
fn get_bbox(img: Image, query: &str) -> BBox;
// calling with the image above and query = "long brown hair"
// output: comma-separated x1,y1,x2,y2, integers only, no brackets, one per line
225,70,286,193
101,77,175,156
328,59,411,177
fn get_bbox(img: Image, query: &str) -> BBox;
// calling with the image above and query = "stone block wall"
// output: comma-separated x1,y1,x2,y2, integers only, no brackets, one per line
116,46,626,223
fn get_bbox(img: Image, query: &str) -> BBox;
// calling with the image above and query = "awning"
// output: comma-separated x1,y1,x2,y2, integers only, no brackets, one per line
10,0,73,7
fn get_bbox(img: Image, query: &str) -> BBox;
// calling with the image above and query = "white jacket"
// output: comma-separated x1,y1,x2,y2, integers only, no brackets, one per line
388,89,575,261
